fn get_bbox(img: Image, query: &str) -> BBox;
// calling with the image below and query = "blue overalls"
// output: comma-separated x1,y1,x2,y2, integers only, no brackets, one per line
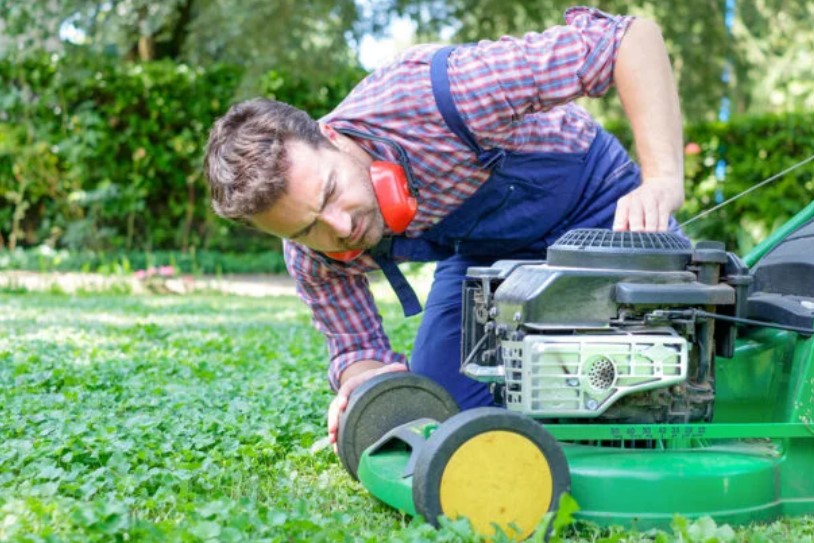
362,46,674,409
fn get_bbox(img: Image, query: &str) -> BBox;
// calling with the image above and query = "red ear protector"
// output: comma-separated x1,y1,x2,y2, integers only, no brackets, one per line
323,127,420,263
324,161,418,262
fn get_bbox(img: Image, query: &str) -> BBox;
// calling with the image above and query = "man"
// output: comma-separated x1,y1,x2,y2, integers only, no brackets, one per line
203,7,685,449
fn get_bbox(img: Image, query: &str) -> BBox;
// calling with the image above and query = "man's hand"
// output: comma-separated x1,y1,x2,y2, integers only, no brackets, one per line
327,361,409,453
613,176,684,232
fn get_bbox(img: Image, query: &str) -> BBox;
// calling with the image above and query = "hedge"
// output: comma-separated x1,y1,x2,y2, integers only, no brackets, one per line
608,113,814,253
0,50,811,262
0,51,364,257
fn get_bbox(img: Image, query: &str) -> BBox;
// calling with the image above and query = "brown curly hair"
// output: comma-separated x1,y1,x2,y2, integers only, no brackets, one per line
203,98,329,220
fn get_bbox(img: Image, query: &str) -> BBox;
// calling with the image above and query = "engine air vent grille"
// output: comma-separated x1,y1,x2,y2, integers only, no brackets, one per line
587,356,617,391
554,229,691,251
548,229,693,271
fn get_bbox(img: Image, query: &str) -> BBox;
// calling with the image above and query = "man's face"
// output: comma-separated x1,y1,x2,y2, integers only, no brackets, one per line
249,137,385,254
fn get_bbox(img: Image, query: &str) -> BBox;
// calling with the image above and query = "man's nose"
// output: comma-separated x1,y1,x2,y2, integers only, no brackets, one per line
320,207,353,239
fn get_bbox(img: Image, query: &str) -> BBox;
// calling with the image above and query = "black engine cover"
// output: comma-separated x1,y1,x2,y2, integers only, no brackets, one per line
548,229,692,271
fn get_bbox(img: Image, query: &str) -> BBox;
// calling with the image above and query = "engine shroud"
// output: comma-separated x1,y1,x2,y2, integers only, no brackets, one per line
502,334,688,417
462,229,748,424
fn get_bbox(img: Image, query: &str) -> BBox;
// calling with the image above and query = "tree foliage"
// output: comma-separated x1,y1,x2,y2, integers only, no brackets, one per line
732,1,814,114
0,47,808,254
0,51,240,252
381,0,814,122
2,0,813,120
0,0,365,92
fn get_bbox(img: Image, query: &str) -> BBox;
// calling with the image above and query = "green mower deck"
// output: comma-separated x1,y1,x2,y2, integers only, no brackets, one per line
356,330,814,530
341,201,814,538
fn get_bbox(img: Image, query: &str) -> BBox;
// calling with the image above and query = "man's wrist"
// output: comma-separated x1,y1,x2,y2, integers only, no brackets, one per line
640,175,686,212
338,359,385,386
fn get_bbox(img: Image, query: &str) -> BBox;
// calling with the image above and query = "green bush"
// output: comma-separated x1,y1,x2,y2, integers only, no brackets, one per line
608,112,814,254
0,246,286,275
0,51,364,256
0,51,236,252
259,64,367,121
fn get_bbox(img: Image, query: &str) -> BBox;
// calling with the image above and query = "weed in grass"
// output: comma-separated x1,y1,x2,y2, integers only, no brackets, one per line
0,292,812,542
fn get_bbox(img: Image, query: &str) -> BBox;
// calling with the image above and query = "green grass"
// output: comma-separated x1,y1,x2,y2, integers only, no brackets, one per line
1,291,813,542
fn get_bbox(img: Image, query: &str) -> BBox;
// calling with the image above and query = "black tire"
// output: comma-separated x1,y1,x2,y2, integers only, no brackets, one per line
337,372,459,480
413,407,570,541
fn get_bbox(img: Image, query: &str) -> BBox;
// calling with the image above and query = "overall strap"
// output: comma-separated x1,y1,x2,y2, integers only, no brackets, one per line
430,46,505,169
369,239,422,317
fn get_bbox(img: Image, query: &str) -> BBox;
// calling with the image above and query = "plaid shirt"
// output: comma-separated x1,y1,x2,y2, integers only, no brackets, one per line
283,7,634,390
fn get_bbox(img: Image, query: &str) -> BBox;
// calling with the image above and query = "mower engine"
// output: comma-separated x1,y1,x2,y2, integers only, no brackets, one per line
462,229,753,424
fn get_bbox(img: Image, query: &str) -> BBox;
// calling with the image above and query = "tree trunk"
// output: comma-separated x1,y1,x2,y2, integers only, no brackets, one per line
158,0,195,60
138,35,155,61
136,5,155,61
9,170,30,251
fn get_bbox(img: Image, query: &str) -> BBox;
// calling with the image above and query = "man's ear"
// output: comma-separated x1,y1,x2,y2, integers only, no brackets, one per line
319,123,350,152
319,123,340,143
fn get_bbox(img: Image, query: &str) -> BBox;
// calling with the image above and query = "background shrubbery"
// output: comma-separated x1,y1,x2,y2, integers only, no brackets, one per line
609,112,814,253
0,51,364,260
1,51,812,268
0,246,286,275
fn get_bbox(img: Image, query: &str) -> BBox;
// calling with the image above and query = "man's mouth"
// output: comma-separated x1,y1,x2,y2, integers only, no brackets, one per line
348,216,366,247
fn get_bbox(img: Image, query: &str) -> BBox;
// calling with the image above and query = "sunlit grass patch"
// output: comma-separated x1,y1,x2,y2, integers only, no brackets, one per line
1,291,812,542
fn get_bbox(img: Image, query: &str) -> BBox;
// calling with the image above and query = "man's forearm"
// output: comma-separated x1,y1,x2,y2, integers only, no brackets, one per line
614,18,684,190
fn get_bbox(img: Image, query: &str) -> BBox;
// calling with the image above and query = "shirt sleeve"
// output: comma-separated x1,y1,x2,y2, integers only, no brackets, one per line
447,7,634,135
283,240,408,391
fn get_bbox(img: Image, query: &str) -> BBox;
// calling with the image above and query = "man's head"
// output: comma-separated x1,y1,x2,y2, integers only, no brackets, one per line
204,98,385,253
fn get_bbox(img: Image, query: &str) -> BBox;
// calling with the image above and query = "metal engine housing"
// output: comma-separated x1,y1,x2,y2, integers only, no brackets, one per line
461,229,751,424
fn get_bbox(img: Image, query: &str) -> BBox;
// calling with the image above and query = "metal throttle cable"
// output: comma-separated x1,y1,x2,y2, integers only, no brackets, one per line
679,152,814,229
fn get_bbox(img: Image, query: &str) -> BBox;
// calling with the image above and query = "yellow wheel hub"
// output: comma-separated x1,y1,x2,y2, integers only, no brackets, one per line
438,430,553,540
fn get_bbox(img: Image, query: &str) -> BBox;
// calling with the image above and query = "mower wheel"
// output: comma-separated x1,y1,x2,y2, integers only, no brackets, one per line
413,407,570,541
337,372,459,480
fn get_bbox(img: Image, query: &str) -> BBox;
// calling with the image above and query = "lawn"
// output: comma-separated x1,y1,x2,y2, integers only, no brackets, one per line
1,291,813,542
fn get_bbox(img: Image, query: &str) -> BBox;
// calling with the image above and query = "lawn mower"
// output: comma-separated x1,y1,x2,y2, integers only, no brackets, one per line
336,198,814,540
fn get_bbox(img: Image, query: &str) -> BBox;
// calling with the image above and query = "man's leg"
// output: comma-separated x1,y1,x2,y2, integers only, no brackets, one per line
410,255,496,410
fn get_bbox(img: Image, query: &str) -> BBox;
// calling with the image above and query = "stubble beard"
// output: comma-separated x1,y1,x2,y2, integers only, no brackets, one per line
356,162,385,250
344,208,383,251
342,150,385,251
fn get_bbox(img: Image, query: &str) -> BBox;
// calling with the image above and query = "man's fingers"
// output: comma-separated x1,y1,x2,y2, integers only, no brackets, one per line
327,392,349,444
643,193,660,232
326,363,409,453
613,195,630,231
327,377,364,445
655,207,666,232
327,398,340,443
658,201,670,232
627,196,645,232
616,177,683,233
